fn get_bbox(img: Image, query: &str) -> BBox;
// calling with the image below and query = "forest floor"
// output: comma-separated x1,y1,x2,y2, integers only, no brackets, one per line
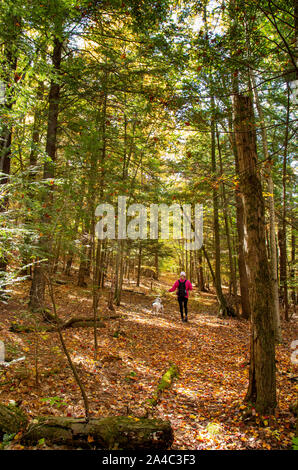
0,272,297,450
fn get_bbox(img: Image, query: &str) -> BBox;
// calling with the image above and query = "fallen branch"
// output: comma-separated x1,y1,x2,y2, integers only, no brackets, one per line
122,289,146,295
45,274,90,421
9,317,109,333
149,363,179,406
0,356,26,367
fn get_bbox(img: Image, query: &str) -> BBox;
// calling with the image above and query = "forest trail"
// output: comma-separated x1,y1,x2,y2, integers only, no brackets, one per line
0,273,297,449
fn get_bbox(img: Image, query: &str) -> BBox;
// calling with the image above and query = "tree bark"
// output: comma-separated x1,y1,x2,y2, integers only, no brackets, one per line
227,108,251,318
280,84,290,320
233,93,276,414
227,3,251,319
235,187,251,319
290,205,296,305
248,69,282,341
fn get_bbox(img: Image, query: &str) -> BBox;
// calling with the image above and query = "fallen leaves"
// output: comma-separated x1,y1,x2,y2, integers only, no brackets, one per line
0,276,297,450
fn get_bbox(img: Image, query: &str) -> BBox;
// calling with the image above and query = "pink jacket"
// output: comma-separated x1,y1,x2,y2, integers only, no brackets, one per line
169,278,193,298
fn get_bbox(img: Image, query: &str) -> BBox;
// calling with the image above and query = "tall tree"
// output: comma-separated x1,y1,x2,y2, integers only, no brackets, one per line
233,93,276,414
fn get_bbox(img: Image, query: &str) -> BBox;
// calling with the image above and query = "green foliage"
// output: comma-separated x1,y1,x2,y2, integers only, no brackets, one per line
40,396,68,408
125,371,137,382
0,0,296,307
1,432,16,449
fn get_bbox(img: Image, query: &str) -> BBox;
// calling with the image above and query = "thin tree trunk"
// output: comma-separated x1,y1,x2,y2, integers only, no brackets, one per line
290,204,296,305
217,125,237,308
155,245,159,280
197,250,205,291
210,97,229,315
52,235,61,274
114,240,124,305
136,243,142,287
280,84,290,320
77,230,89,287
46,275,90,421
30,37,63,310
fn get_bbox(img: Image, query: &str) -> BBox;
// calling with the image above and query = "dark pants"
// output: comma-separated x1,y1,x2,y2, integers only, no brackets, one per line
178,297,188,319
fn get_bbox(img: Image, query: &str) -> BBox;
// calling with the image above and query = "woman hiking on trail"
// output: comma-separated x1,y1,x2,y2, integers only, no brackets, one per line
168,272,192,322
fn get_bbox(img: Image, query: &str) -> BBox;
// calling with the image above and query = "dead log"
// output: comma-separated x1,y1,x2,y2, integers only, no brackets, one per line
0,404,173,449
0,404,28,437
122,289,146,295
9,317,107,333
22,415,173,450
9,313,121,333
55,279,67,285
62,317,106,329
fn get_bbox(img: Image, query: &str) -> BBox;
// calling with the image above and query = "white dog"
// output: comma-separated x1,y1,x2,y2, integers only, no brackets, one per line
152,297,164,314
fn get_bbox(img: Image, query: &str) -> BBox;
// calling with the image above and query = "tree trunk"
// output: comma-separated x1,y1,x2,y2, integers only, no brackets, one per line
197,250,205,291
136,242,142,287
235,189,251,319
217,125,237,309
154,246,159,280
0,32,18,285
248,64,282,341
227,109,251,319
30,36,63,310
233,93,276,414
77,228,90,287
280,84,290,320
114,240,124,305
278,226,288,315
210,97,230,315
227,11,251,319
291,206,296,305
22,80,45,277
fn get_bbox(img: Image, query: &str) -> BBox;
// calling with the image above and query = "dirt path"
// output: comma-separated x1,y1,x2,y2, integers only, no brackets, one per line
0,274,297,449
